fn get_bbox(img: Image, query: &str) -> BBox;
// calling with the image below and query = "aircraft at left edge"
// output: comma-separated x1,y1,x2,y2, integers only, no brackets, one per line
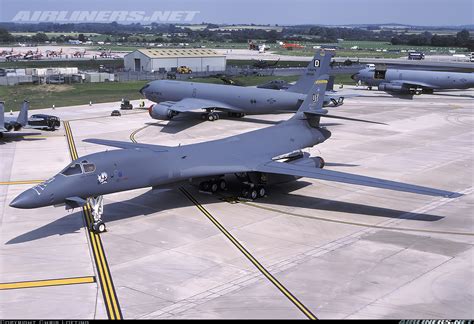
0,100,29,138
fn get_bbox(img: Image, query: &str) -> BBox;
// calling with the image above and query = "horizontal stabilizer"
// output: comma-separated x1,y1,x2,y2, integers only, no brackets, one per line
84,138,170,152
255,161,461,198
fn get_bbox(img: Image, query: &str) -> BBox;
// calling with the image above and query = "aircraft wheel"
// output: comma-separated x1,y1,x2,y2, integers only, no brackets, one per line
92,221,106,234
200,181,211,191
218,179,227,191
210,182,219,193
250,189,258,200
207,114,215,121
201,113,208,120
257,186,266,198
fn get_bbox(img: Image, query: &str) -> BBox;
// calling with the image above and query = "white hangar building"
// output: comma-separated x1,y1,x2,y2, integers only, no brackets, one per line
124,48,226,73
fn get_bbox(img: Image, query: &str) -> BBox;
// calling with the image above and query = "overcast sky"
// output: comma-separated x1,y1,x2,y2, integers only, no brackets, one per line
0,0,472,26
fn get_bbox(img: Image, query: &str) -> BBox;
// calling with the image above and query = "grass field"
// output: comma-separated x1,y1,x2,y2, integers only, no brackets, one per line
0,81,147,111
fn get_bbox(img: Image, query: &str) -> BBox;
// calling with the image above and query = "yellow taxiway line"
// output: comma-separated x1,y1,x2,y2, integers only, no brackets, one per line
0,180,44,185
180,187,317,320
64,121,123,320
0,276,95,290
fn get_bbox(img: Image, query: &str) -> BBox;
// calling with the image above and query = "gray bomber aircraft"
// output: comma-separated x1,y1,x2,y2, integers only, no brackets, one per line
0,100,29,138
10,77,460,234
352,66,474,95
142,50,353,122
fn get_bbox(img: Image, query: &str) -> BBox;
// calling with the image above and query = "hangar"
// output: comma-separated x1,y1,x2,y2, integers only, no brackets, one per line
124,48,227,73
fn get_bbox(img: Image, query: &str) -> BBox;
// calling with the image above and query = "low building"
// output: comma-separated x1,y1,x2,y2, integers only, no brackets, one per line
124,48,226,73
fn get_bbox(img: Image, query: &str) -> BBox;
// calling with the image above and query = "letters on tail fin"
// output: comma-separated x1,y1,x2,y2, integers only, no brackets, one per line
292,78,329,128
16,100,29,127
287,50,334,94
295,78,329,115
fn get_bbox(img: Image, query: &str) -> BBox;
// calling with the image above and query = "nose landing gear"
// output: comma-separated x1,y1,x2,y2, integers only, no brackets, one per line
88,195,106,234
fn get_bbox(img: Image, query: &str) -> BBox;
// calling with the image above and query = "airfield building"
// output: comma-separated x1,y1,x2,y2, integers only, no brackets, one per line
124,48,226,73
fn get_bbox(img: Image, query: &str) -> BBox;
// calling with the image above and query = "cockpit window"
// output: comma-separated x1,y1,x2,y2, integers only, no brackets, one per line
61,163,83,176
83,163,96,173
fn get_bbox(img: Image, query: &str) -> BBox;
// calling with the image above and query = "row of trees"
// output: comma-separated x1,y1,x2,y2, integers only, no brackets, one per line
0,23,472,50
391,30,473,50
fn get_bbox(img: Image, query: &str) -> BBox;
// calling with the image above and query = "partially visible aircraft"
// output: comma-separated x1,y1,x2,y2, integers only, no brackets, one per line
10,77,460,233
256,79,292,90
23,48,43,60
0,101,30,138
73,49,87,58
142,50,355,122
45,48,63,58
351,66,474,95
280,42,305,50
253,58,280,69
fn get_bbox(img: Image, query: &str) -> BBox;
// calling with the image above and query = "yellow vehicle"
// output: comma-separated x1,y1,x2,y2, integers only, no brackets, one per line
176,66,192,74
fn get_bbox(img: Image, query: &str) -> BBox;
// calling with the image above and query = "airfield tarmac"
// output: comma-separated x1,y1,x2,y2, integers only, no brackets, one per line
0,89,473,319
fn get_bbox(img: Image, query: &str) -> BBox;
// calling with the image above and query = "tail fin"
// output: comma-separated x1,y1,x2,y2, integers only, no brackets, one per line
287,50,334,94
16,100,29,126
0,102,6,131
294,77,329,116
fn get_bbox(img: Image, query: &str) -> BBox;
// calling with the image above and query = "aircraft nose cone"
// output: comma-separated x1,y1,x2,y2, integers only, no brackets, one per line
139,83,151,96
10,189,38,209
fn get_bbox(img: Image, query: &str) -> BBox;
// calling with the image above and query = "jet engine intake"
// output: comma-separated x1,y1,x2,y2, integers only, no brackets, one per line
148,103,177,120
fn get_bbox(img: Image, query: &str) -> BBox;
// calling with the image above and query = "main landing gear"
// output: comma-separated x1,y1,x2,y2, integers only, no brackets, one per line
240,183,266,200
199,178,227,193
201,112,220,121
88,196,106,234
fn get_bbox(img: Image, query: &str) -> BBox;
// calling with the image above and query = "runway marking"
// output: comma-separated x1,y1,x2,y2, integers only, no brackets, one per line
0,276,95,290
129,124,150,143
22,134,66,139
180,187,317,320
64,121,123,320
0,180,44,185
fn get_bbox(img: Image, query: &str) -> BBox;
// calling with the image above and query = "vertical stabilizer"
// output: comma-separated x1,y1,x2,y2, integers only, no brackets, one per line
287,50,333,94
16,100,29,127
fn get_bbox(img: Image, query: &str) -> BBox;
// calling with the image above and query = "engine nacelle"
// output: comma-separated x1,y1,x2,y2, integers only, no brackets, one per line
148,103,176,120
291,153,325,169
377,83,405,93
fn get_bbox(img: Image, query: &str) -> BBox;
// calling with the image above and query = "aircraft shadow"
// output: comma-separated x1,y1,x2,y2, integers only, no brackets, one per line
0,132,45,144
7,179,443,244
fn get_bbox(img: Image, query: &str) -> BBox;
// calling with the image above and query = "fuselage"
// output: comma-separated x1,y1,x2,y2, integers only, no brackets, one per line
353,68,474,90
142,80,306,114
10,117,330,209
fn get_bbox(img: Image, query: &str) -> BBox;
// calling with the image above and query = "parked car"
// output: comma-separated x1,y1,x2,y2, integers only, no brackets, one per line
111,110,121,116
28,114,61,131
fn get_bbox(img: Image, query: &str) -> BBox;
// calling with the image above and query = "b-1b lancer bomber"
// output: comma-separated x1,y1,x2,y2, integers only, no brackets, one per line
142,50,353,122
10,77,460,234
352,65,474,95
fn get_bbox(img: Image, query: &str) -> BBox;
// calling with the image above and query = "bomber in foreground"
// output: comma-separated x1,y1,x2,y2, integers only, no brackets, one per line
10,78,460,234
